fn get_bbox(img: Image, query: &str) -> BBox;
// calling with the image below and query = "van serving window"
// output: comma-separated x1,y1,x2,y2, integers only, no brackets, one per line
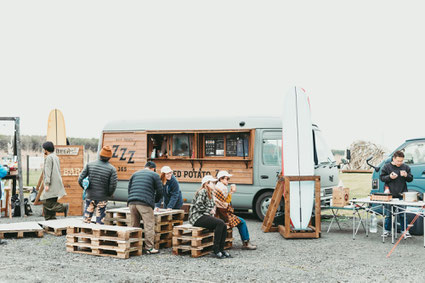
203,133,250,158
172,134,193,157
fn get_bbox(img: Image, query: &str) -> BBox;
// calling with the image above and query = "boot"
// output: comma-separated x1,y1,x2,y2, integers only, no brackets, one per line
242,240,257,250
63,203,69,217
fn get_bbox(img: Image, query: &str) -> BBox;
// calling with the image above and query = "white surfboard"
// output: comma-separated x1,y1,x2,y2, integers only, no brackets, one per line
282,87,314,230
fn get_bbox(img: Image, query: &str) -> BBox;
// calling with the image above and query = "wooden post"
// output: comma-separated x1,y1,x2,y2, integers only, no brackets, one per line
26,155,29,186
14,117,25,217
261,175,284,232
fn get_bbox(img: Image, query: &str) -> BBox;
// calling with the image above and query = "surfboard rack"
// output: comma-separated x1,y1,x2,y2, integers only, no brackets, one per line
262,175,321,239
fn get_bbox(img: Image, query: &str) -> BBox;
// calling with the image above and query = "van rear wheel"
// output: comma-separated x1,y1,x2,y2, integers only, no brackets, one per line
255,191,284,221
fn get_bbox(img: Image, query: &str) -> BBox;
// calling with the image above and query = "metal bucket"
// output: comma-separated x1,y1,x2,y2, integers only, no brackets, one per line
403,192,418,202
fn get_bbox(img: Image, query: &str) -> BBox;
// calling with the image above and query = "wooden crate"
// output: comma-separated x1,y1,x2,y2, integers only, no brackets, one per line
0,222,44,239
172,224,233,257
66,223,142,259
370,193,392,202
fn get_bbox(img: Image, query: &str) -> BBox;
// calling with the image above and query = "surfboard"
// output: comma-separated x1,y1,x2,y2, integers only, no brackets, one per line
46,109,67,145
282,87,314,230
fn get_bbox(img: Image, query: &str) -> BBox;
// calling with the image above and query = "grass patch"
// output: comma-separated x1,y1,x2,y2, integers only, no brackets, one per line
339,172,372,199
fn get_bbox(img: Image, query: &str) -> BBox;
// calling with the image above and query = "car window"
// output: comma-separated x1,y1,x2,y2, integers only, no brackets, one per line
403,142,425,165
262,139,282,166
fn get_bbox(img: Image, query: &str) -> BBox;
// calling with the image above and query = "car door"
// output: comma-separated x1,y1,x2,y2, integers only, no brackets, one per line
258,130,282,187
402,141,425,195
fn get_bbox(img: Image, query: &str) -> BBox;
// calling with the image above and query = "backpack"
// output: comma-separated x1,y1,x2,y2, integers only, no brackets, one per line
11,194,33,217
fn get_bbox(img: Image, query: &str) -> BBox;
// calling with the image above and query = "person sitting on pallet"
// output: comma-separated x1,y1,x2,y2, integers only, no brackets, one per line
78,146,117,225
214,170,257,250
189,175,230,259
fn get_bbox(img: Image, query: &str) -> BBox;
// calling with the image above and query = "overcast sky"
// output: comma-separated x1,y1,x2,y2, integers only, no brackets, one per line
1,1,424,151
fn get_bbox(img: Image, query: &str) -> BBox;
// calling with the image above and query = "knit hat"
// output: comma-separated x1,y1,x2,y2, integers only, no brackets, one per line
100,146,113,158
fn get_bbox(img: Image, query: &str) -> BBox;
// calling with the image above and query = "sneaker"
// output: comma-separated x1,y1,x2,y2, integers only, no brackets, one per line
242,241,257,250
222,251,232,258
211,251,225,259
0,239,6,245
63,203,69,217
145,248,159,254
381,230,391,237
403,231,412,239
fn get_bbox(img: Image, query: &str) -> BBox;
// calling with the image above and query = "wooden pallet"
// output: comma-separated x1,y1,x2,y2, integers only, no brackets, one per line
0,222,44,239
66,223,143,259
104,208,185,224
38,218,84,236
66,245,142,259
67,223,142,241
172,224,233,257
172,241,232,258
66,235,143,250
173,224,214,238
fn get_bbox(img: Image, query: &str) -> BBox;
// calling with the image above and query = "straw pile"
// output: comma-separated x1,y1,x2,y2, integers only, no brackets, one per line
345,140,387,170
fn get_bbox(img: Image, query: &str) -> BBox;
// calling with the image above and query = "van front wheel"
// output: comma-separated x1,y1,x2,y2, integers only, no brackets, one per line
255,191,284,221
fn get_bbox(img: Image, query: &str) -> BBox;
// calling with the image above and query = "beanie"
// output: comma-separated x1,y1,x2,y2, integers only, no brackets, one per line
100,146,113,158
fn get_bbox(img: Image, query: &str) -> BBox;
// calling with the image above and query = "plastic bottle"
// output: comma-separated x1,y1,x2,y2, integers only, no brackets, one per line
370,213,378,233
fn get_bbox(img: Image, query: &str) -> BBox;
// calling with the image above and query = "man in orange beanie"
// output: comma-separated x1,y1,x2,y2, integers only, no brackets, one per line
78,145,117,224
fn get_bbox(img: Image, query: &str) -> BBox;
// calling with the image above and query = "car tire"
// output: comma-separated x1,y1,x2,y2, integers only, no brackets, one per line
254,191,284,221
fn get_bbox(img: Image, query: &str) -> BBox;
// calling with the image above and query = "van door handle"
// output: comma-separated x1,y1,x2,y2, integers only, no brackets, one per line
422,171,425,175
261,175,269,179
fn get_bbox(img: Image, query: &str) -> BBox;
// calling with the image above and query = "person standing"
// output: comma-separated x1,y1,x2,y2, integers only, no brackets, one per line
128,161,163,254
40,141,68,220
0,166,8,245
78,146,117,224
155,166,183,211
189,175,230,259
214,170,257,250
380,150,414,238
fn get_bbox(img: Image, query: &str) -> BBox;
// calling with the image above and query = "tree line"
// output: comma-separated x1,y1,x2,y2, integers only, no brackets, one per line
0,135,99,152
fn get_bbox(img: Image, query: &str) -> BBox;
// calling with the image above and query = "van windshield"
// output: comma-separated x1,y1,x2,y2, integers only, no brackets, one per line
314,130,335,164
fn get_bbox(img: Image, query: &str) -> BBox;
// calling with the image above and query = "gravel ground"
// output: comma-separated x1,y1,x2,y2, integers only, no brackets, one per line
1,204,425,283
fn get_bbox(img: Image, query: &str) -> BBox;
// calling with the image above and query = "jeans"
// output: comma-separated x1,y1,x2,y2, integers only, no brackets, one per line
83,199,107,224
236,217,250,241
384,204,407,232
194,215,227,253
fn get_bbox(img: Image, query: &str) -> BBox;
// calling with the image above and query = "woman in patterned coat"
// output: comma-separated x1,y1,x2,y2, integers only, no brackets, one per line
188,175,230,259
214,170,257,250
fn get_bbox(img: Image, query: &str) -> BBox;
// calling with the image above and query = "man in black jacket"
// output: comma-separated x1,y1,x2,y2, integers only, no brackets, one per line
78,146,117,224
128,161,163,254
380,150,413,238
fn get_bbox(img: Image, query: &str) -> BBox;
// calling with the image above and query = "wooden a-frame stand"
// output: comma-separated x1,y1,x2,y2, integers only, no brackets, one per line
262,175,321,239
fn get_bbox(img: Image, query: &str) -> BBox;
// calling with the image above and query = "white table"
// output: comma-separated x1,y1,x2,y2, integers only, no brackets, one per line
350,198,425,246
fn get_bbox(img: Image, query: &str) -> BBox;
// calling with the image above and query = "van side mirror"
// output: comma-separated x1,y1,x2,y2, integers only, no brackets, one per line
346,149,351,161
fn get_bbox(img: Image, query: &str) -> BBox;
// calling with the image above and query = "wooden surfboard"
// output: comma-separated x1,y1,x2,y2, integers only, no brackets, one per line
46,109,67,146
282,87,314,230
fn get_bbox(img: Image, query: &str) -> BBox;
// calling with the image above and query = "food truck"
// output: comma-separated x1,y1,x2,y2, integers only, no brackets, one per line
100,116,339,219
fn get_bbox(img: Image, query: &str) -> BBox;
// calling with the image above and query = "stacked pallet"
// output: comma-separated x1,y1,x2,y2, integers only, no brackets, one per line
66,223,142,259
0,222,44,239
172,224,233,258
104,207,185,250
38,218,84,236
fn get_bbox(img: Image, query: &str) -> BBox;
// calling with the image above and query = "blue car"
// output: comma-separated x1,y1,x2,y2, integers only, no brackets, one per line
370,138,425,198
